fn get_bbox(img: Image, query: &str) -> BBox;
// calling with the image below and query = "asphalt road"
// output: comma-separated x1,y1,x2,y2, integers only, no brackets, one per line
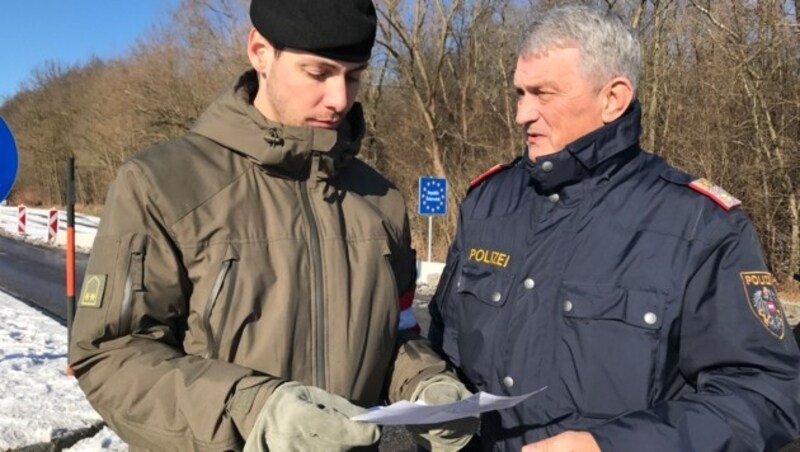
0,235,87,321
2,236,799,451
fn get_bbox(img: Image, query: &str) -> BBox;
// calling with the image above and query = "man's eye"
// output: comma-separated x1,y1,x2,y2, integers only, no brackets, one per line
307,71,327,81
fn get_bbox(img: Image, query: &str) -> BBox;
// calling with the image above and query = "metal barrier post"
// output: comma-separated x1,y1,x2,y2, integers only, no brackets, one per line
66,157,76,376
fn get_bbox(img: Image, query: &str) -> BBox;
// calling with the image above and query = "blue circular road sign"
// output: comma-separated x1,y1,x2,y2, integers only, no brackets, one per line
0,116,18,202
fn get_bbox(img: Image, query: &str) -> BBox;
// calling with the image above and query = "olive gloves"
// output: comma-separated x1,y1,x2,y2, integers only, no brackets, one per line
407,374,480,451
243,382,380,452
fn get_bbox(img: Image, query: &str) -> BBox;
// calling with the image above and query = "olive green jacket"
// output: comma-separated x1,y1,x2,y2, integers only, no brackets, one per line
69,74,446,451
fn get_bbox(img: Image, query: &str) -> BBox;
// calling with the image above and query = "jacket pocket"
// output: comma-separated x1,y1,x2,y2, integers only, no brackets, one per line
453,263,516,388
119,234,148,336
558,282,666,418
202,245,239,359
456,263,515,308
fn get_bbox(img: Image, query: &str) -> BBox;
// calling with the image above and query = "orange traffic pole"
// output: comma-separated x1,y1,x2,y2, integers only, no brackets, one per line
66,157,76,376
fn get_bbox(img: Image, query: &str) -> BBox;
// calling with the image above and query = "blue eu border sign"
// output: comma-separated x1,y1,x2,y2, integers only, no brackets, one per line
418,177,447,216
0,117,18,202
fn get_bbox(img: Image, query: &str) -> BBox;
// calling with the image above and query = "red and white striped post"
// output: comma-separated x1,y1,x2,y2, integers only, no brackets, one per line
17,204,26,235
47,208,58,243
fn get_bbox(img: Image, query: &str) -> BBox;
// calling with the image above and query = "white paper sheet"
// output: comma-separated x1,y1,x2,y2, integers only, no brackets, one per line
351,386,547,425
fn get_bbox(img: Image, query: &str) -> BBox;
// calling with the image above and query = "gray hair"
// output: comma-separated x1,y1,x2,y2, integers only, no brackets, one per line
519,4,641,91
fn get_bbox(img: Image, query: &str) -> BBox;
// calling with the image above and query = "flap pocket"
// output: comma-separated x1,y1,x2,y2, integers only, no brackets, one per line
119,233,149,336
457,264,514,307
127,233,148,292
557,282,668,417
559,283,665,330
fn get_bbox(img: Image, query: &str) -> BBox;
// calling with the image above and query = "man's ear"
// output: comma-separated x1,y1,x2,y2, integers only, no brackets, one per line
600,77,634,124
247,28,275,74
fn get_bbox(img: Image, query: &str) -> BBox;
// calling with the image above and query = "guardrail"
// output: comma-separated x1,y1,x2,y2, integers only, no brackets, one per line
0,205,99,248
0,205,98,233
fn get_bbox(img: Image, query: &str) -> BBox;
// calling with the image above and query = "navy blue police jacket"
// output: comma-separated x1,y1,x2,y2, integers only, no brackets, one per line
428,101,800,451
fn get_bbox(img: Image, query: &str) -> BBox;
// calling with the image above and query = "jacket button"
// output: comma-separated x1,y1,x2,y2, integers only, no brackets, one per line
548,193,560,203
563,300,573,312
541,161,554,172
523,278,535,289
503,376,514,388
644,312,658,325
491,292,502,303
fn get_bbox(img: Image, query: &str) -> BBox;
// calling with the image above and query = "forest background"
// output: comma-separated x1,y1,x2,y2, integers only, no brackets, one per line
2,0,799,287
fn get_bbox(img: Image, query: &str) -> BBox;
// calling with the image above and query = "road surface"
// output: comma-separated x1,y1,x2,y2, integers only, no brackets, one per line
0,235,87,321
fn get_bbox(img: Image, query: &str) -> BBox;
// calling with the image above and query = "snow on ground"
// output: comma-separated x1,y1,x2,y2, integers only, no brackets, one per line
0,206,123,449
0,290,125,450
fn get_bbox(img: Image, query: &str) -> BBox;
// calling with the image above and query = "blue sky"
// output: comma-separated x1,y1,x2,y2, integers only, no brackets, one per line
0,0,180,100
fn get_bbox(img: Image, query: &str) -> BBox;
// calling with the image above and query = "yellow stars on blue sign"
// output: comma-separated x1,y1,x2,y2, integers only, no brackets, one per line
419,177,448,215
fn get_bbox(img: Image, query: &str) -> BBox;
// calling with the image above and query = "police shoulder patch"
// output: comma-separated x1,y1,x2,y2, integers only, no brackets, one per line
79,274,107,309
740,271,786,339
688,178,741,211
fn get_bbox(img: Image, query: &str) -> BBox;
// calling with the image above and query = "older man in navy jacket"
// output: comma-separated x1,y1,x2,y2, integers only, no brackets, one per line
429,4,800,451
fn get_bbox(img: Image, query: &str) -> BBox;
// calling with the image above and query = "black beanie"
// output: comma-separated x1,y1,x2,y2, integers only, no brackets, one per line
250,0,377,62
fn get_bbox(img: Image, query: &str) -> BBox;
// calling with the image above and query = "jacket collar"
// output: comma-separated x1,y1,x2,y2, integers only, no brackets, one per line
525,100,642,193
191,71,365,179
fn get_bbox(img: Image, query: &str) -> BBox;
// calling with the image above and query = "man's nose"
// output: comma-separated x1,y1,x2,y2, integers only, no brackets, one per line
323,76,349,113
515,97,541,126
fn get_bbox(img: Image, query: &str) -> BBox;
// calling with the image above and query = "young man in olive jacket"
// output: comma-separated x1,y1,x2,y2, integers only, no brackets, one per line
69,1,477,450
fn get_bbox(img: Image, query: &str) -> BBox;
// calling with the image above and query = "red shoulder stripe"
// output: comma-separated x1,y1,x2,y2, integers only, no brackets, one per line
470,164,504,188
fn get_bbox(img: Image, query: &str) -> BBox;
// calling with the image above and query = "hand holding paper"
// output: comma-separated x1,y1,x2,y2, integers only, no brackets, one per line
351,386,547,425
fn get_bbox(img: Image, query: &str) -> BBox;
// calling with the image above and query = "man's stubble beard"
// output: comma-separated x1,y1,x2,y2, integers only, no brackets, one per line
264,77,297,127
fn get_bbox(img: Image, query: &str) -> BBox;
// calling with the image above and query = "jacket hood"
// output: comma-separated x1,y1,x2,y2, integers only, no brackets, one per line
191,71,365,179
